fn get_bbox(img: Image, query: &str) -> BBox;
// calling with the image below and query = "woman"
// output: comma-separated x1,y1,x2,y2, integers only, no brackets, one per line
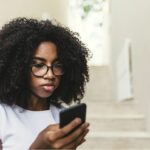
0,18,90,149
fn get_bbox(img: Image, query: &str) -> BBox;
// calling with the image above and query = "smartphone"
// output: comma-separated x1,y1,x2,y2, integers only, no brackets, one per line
59,103,86,128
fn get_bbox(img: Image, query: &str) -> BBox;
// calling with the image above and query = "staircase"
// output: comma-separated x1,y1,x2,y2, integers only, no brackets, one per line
78,66,150,150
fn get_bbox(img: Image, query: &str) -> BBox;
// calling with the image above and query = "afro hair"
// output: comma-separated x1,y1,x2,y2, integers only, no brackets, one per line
0,17,90,108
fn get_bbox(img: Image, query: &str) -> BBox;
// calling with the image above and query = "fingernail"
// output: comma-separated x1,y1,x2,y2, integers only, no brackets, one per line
86,123,90,127
75,118,81,124
82,122,89,128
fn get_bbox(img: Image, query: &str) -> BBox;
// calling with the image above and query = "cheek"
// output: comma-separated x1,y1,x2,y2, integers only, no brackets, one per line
30,76,39,91
55,77,61,88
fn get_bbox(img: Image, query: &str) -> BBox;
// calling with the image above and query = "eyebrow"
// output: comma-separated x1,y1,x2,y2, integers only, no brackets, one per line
32,57,59,63
32,57,46,62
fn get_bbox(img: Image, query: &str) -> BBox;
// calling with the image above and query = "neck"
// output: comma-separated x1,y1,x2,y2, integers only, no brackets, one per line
28,95,49,111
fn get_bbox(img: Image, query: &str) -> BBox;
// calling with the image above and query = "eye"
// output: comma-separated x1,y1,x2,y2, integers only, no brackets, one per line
53,63,63,68
33,63,45,68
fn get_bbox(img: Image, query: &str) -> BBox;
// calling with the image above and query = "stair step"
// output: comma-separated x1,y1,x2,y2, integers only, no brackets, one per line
87,115,146,132
79,132,150,149
79,66,148,149
84,101,142,115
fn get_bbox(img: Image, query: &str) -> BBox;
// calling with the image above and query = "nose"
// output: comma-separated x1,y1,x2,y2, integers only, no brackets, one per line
43,67,55,79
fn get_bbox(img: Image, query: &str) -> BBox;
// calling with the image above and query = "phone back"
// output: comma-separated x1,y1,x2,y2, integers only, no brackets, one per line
59,103,86,128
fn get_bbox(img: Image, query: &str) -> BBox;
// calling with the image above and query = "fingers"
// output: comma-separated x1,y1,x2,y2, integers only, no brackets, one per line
52,122,89,149
64,139,86,149
62,127,89,149
46,124,59,131
46,118,82,142
44,119,89,149
62,117,82,133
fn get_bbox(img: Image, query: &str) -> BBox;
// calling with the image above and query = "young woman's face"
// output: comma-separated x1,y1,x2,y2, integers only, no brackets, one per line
30,41,61,99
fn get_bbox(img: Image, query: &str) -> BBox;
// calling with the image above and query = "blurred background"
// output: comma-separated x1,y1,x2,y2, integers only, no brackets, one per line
1,0,150,149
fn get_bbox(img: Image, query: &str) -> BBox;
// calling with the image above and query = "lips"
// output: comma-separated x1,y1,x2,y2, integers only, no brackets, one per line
41,83,55,92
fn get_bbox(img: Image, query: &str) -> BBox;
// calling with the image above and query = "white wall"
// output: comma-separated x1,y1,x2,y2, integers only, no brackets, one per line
68,0,110,66
110,0,150,130
0,0,69,27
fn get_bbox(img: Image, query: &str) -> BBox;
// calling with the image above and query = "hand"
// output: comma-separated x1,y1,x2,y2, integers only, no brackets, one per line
29,118,90,149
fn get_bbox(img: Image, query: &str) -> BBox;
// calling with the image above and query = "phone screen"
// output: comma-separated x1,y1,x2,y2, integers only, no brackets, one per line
59,103,86,128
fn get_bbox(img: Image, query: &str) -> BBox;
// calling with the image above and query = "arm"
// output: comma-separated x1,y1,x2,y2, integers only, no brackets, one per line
0,104,3,150
0,139,2,150
29,118,89,149
0,105,2,150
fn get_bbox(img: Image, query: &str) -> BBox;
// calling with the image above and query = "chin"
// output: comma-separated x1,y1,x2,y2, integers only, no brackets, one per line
40,92,53,98
32,92,53,99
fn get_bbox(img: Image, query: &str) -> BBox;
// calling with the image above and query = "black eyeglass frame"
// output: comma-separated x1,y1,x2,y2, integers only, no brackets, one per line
31,62,64,78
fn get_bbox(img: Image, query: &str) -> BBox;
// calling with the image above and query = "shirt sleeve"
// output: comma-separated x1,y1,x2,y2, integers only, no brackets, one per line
0,103,4,140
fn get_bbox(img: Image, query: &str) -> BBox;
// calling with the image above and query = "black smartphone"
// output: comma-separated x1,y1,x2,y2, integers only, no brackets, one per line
59,103,86,128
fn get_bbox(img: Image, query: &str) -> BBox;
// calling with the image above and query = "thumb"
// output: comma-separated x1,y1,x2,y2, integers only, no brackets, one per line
46,123,59,131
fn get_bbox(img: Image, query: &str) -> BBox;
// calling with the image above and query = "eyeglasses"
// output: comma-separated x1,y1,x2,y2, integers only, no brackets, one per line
31,62,64,77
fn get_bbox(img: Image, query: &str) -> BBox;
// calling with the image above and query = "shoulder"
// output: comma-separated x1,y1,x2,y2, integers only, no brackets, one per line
0,103,11,138
0,102,13,122
0,103,15,116
0,103,11,117
0,102,11,110
0,103,18,128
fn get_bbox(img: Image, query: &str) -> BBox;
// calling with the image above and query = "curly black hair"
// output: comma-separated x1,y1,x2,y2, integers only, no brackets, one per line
0,17,90,108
